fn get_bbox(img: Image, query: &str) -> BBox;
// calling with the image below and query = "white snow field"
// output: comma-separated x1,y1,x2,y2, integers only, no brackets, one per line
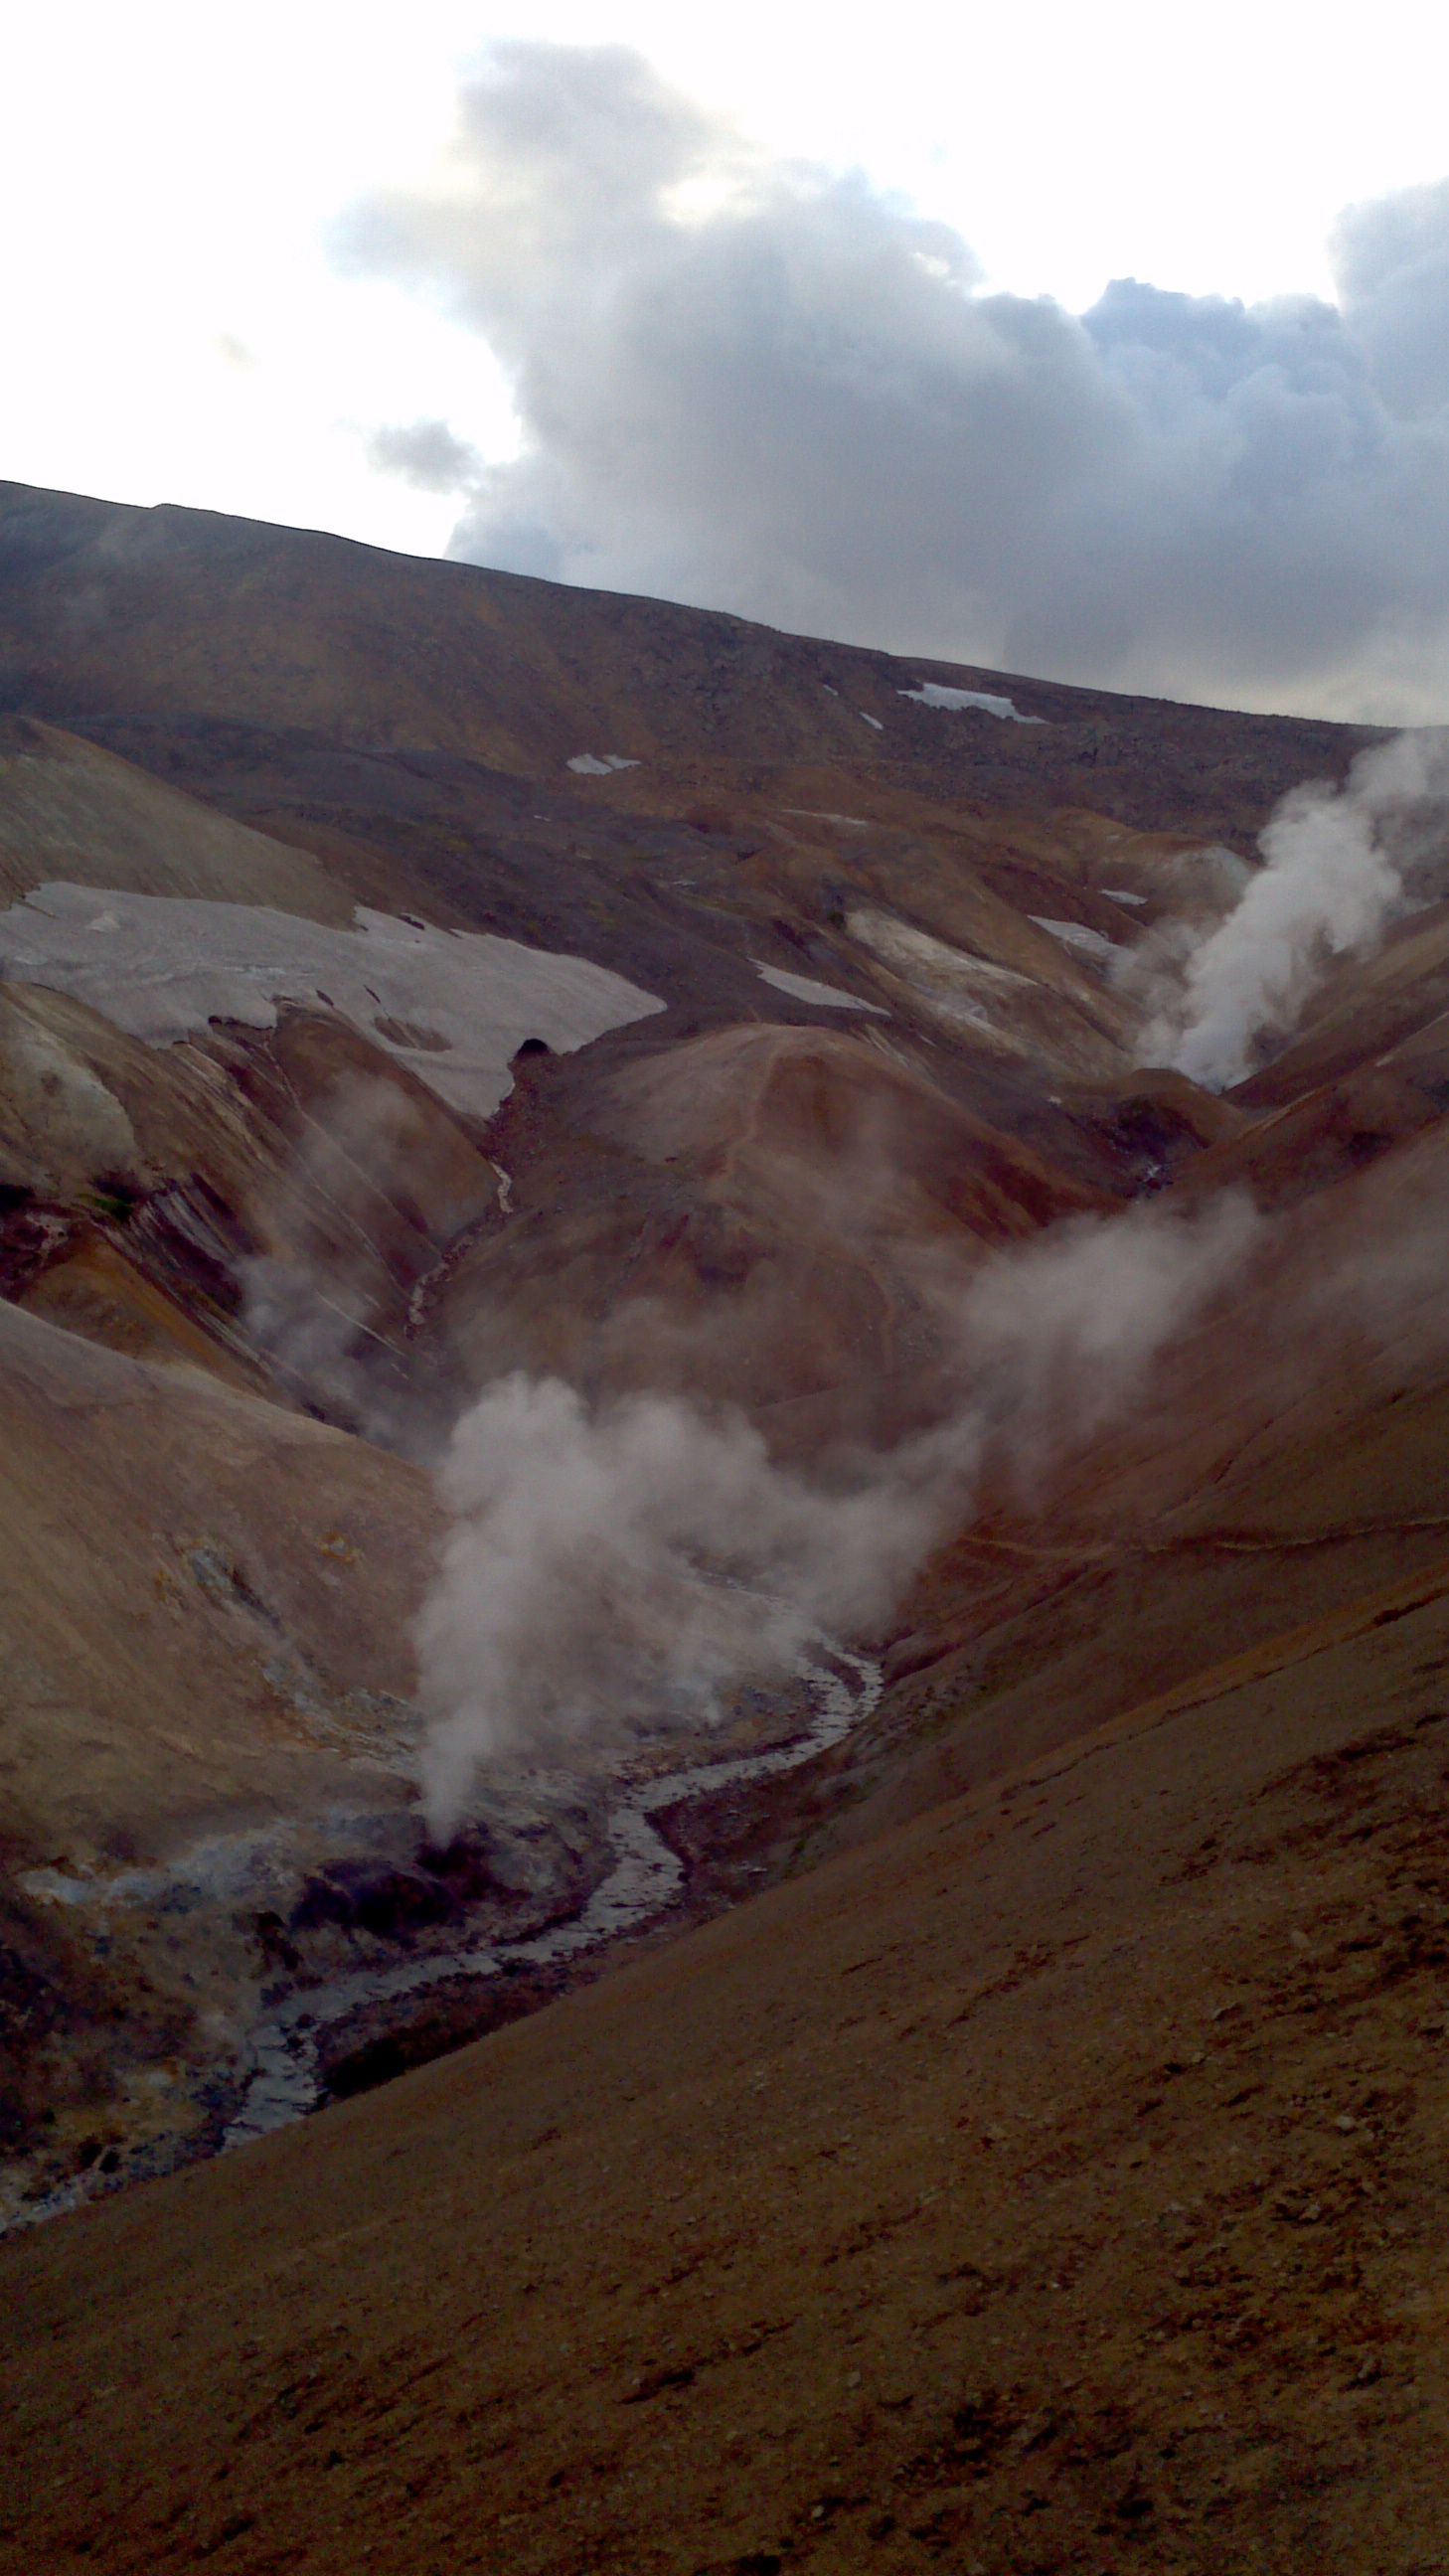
0,884,665,1118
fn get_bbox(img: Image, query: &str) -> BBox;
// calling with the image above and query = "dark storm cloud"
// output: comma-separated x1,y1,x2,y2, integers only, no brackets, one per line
338,44,1449,716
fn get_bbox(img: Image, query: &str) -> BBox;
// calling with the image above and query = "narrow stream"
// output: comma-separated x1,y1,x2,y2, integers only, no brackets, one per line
223,1641,882,2150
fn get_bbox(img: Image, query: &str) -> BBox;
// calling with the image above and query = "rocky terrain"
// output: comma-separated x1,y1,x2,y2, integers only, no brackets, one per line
0,476,1447,2570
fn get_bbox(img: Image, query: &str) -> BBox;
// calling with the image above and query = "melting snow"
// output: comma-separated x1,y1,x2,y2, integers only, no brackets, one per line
755,963,888,1015
566,752,641,775
849,908,1033,991
1029,916,1126,962
899,684,1046,724
844,907,1039,1053
0,883,665,1119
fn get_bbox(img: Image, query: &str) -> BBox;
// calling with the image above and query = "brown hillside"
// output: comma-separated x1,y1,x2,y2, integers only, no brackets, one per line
0,480,1378,842
2,1568,1446,2575
1,479,1447,2572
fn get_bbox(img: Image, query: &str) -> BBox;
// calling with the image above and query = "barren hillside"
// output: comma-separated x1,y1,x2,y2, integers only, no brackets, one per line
0,481,1446,2574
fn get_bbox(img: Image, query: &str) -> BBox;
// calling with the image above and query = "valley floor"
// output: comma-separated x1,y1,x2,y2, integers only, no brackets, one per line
3,1562,1447,2575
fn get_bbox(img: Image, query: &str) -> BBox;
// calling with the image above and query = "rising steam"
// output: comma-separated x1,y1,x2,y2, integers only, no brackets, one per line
956,1190,1260,1478
415,1374,945,1836
1142,729,1449,1089
416,1195,1258,1837
241,1075,441,1452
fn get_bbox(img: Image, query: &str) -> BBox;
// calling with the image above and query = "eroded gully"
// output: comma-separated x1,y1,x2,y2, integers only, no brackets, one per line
224,1641,882,2149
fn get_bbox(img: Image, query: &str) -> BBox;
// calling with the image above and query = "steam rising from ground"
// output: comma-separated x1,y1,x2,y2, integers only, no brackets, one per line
417,1195,1258,1836
956,1192,1260,1479
1140,729,1449,1087
241,1074,462,1455
416,1377,940,1834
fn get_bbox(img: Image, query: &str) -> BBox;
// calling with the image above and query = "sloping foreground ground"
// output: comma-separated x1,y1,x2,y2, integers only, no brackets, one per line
2,1565,1447,2576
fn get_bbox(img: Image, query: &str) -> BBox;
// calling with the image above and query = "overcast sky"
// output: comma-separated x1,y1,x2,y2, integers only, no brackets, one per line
6,2,1449,718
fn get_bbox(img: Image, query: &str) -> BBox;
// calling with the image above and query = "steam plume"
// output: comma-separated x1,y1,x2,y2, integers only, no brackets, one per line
956,1191,1260,1480
415,1374,944,1835
416,1195,1258,1837
1141,729,1449,1088
241,1073,470,1454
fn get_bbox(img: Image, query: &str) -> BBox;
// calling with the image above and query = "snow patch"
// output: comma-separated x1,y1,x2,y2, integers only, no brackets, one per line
1029,916,1125,963
0,884,665,1120
1103,887,1148,905
858,711,884,729
755,962,888,1015
566,752,641,775
899,685,1046,724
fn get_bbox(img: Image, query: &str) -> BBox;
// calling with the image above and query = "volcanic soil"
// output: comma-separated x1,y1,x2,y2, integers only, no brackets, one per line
3,1575,1448,2575
1,480,1448,2571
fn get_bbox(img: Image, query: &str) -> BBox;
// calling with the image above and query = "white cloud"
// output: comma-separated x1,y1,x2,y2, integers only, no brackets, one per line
340,43,1449,719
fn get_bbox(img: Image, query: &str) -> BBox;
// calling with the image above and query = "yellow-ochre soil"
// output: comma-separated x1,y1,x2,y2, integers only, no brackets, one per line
3,1567,1447,2576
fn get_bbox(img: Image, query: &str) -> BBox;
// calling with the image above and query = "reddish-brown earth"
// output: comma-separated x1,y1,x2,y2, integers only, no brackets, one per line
0,480,1447,2571
3,1580,1447,2575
